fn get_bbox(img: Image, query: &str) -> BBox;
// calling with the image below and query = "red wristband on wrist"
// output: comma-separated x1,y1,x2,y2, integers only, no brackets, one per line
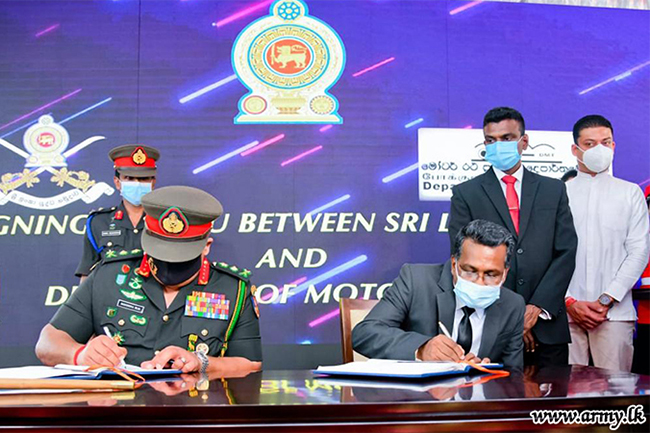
73,345,86,366
565,297,577,308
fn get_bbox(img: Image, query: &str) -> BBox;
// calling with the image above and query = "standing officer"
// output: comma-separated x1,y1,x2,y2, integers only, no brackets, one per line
76,145,160,282
37,186,262,373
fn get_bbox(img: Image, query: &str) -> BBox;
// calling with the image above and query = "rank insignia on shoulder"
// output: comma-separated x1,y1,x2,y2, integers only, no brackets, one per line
104,248,144,264
212,261,252,281
89,207,113,216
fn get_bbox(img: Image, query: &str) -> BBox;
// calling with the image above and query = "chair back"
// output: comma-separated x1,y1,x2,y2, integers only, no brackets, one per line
339,298,379,363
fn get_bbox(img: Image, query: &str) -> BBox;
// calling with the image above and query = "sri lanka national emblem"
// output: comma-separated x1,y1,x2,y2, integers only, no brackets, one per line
0,115,113,210
232,0,346,124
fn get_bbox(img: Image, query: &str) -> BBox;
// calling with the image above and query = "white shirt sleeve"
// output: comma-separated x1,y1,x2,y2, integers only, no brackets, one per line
604,187,650,302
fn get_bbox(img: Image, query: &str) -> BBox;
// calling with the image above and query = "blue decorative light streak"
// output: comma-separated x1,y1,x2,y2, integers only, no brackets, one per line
404,118,424,129
192,140,260,174
307,194,351,215
382,162,418,183
179,74,238,104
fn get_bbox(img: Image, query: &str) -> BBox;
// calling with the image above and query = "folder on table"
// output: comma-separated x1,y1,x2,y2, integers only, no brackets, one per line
313,359,504,379
0,364,182,381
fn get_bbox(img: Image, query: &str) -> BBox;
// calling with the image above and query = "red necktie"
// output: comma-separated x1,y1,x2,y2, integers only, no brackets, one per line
502,175,519,234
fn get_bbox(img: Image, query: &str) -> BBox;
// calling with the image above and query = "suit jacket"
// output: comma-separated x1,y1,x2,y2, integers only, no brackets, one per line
352,262,526,369
449,167,577,345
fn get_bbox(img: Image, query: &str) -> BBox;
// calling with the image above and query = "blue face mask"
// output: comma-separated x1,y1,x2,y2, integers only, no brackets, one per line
453,263,502,310
484,138,522,171
120,181,152,206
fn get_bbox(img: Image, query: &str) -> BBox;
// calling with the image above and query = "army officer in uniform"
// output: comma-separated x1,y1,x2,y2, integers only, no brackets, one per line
76,145,160,282
37,186,262,373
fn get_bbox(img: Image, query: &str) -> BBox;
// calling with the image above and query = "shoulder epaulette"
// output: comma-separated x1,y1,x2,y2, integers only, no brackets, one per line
103,248,144,264
88,206,116,216
212,261,252,281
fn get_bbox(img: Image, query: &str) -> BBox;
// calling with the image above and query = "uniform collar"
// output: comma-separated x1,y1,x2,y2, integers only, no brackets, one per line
115,201,146,230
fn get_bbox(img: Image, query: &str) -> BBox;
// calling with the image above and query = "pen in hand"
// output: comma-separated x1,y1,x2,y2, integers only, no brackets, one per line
103,326,127,369
438,321,467,361
438,321,452,339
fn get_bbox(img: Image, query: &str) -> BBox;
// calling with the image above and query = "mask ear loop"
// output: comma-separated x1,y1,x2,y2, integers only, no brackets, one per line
573,144,587,166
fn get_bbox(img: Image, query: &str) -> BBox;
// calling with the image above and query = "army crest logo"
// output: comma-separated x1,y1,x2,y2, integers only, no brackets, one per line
0,115,113,209
232,0,346,124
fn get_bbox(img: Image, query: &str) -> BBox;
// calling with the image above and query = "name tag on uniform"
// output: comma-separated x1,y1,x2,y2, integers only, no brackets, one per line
101,230,122,237
185,291,229,320
117,299,145,314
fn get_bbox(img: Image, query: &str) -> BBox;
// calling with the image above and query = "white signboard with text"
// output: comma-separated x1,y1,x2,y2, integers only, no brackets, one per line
418,128,578,201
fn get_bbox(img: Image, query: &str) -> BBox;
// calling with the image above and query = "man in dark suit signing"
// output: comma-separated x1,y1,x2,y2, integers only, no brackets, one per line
449,107,577,367
353,219,526,369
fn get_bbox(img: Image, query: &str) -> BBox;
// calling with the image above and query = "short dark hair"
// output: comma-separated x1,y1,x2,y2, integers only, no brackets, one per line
572,114,613,143
114,170,120,178
483,107,525,135
560,169,578,183
453,219,515,267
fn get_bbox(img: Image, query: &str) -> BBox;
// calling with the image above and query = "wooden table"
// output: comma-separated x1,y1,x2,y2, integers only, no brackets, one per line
0,365,648,432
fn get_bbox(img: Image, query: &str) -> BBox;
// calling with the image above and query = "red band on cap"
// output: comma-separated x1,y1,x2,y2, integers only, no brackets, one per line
145,215,212,239
114,156,156,169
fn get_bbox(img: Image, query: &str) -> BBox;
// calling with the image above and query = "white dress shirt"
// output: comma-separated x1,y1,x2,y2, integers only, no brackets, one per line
492,164,550,320
566,171,650,321
451,294,486,356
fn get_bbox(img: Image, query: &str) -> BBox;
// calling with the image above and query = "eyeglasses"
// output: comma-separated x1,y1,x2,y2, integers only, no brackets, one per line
457,266,504,286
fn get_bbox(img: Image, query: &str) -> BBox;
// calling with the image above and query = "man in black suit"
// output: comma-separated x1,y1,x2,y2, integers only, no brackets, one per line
353,220,526,369
449,107,577,367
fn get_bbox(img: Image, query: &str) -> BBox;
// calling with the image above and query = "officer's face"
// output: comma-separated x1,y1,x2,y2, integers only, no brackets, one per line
149,238,214,289
114,174,157,191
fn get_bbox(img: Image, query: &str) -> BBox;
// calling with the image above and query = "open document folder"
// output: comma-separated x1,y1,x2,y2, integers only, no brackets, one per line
316,372,487,393
0,364,182,381
313,359,504,379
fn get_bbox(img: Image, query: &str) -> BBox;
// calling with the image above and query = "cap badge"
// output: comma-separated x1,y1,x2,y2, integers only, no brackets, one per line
132,147,147,165
160,207,188,236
